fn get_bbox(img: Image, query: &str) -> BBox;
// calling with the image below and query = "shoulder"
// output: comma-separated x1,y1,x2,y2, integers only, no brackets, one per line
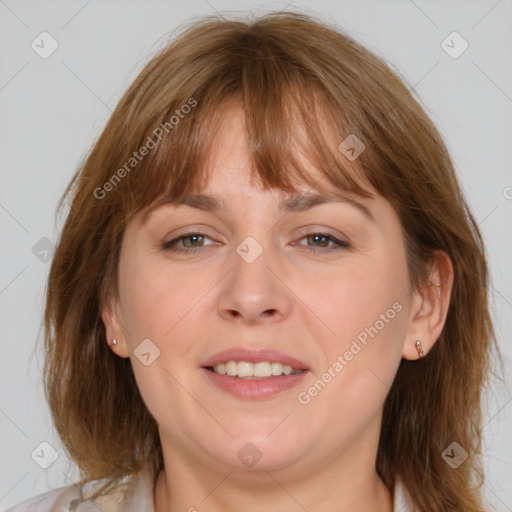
5,484,82,512
5,465,157,512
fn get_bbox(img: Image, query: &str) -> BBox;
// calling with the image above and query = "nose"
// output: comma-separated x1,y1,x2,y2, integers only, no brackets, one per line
217,239,293,325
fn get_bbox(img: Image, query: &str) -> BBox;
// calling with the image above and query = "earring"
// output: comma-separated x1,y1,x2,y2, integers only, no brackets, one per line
111,338,118,346
415,340,424,358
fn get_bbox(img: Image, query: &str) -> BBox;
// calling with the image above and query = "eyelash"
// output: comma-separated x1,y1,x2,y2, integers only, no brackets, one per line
161,232,350,254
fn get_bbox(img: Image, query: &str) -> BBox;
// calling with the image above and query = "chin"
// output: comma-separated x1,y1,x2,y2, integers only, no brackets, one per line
214,432,308,473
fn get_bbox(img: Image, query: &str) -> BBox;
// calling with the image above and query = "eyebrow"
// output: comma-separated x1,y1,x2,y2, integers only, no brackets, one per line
167,191,374,220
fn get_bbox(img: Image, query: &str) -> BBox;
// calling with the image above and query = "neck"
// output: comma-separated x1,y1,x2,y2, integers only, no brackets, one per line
154,447,393,512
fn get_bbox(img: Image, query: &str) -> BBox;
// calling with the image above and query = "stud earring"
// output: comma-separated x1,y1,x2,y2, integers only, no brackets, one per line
111,338,118,346
415,339,424,358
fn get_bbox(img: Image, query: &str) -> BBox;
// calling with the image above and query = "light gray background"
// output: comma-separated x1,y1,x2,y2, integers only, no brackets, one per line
1,0,511,510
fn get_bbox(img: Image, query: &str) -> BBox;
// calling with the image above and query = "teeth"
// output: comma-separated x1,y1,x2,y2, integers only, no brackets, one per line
225,361,237,376
237,361,253,377
211,361,302,378
254,362,272,377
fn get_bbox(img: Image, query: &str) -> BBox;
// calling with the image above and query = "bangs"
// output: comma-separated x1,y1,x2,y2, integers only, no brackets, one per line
117,44,374,222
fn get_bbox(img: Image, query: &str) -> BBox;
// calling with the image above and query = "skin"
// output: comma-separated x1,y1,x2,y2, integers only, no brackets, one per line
103,105,453,512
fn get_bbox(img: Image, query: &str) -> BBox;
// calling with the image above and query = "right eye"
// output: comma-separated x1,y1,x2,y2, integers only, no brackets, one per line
161,232,216,253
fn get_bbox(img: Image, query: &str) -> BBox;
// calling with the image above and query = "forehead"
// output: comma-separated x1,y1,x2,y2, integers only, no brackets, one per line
134,94,376,228
191,103,366,194
137,168,376,229
160,189,375,222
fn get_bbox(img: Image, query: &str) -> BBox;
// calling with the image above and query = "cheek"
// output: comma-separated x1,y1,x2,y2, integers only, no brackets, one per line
305,249,409,352
298,254,408,431
118,247,204,343
295,294,406,452
117,248,212,396
117,250,209,434
296,244,409,409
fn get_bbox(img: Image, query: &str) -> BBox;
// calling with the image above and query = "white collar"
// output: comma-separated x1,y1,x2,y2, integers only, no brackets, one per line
393,478,415,511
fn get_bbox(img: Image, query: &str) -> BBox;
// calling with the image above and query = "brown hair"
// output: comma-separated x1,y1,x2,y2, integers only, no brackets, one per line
44,11,496,510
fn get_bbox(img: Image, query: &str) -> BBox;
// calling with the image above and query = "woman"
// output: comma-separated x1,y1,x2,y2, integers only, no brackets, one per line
8,10,495,512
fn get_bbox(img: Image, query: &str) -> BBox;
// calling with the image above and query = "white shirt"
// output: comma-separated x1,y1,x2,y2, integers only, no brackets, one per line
7,465,415,511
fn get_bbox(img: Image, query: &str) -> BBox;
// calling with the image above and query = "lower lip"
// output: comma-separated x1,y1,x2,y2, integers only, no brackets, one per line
202,368,309,400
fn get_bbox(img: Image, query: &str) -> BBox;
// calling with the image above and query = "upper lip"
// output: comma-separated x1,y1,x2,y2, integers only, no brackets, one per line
201,348,310,371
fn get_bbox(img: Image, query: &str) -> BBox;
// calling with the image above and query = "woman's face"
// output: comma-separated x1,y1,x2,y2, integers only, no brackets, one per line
106,105,418,478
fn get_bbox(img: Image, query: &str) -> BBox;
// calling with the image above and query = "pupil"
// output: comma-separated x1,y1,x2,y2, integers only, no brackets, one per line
311,234,327,247
186,235,202,247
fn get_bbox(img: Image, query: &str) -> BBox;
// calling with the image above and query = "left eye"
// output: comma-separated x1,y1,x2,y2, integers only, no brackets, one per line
162,232,350,253
295,233,350,250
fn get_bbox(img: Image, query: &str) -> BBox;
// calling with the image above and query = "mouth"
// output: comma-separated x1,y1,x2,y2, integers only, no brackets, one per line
201,348,309,399
205,361,303,379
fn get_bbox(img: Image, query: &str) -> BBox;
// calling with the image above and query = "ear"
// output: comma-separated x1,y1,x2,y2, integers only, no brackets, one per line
402,250,454,360
101,295,130,358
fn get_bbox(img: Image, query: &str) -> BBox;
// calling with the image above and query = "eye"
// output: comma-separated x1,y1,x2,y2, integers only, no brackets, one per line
162,231,350,254
294,232,350,252
161,232,216,253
